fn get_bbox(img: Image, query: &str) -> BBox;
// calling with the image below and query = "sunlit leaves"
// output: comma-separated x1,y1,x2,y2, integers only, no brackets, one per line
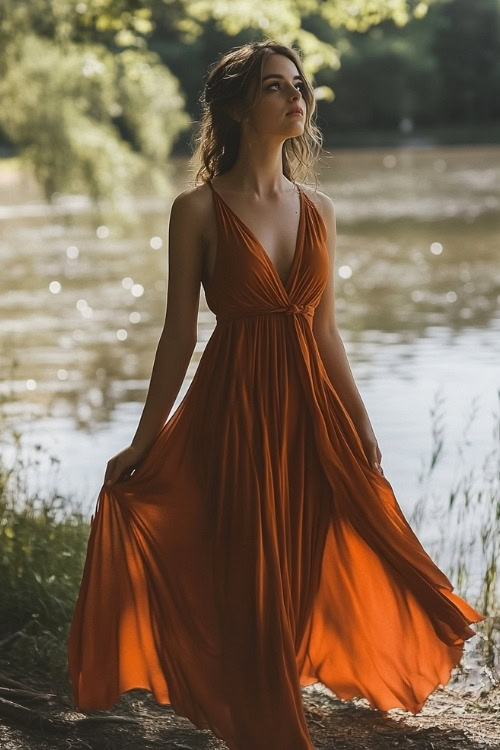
115,48,190,161
176,0,432,73
0,33,190,203
314,85,335,102
0,0,432,201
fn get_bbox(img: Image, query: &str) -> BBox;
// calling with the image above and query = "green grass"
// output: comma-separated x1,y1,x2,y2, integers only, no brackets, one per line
0,417,89,690
408,387,500,671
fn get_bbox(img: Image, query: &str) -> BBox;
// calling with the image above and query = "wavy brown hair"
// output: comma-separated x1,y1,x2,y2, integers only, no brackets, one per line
188,39,323,189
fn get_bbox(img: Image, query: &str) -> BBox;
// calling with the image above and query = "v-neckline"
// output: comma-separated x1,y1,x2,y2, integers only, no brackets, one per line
208,179,304,296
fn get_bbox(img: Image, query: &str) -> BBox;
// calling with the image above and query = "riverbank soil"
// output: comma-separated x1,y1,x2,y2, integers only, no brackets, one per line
0,643,499,750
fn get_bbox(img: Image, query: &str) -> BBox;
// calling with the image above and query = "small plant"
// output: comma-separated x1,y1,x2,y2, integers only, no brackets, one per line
409,387,500,676
0,409,90,689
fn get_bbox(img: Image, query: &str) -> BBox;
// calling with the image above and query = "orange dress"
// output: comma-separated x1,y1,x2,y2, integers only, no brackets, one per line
67,179,485,750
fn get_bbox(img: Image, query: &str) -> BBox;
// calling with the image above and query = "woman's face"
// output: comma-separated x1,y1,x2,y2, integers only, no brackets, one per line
239,53,306,139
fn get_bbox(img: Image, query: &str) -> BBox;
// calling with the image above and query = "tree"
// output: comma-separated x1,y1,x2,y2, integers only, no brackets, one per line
0,0,431,204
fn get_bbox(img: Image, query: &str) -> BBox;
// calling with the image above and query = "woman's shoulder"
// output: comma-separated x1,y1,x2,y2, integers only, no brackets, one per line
166,182,217,254
169,181,214,230
171,181,212,211
297,182,335,221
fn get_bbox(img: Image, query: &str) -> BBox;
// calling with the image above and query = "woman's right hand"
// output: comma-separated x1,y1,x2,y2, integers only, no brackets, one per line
103,443,148,487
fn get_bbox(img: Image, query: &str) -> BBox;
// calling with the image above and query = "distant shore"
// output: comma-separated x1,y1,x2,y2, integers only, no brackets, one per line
2,123,500,172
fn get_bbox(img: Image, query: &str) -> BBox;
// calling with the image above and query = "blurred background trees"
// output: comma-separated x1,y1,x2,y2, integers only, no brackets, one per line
0,0,190,203
0,0,499,203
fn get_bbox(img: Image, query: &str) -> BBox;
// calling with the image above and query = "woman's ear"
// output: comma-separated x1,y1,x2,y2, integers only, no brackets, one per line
227,105,242,123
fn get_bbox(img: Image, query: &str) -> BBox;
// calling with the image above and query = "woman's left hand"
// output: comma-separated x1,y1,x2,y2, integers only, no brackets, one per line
357,421,384,476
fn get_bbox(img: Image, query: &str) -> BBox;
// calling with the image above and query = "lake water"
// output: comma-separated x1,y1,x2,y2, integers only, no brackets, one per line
1,145,498,592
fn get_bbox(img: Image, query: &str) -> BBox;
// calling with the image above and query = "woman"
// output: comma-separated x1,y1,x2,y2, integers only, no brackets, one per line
67,40,485,750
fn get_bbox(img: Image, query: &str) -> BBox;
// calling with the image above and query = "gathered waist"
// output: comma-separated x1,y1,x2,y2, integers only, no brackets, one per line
216,303,315,324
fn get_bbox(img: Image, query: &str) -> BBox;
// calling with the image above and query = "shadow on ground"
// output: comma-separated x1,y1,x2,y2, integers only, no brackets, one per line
0,659,499,750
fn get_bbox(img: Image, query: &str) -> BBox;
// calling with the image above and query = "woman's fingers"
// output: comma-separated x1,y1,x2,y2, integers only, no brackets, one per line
104,457,135,487
372,446,384,475
104,459,117,486
104,464,112,486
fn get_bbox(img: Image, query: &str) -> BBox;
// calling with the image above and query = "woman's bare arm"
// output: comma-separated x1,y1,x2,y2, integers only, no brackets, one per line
129,189,204,455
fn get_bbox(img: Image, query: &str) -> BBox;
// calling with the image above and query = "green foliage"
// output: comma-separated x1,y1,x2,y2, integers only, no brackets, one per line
0,1,498,200
116,47,188,161
0,0,431,203
174,0,431,73
428,0,500,122
310,0,500,137
0,430,91,680
0,490,88,637
0,1,190,205
0,34,190,203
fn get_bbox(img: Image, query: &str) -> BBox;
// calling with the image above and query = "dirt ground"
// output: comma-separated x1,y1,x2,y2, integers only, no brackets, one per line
0,644,499,750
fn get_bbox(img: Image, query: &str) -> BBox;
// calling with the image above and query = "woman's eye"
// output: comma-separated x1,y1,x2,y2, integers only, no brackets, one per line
266,82,304,91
